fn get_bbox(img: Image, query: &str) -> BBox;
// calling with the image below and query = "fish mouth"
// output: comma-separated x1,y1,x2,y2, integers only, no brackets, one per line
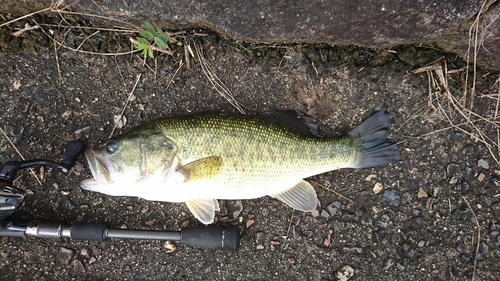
83,149,118,185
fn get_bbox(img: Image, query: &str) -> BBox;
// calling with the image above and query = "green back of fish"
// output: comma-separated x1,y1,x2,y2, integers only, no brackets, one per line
149,113,358,193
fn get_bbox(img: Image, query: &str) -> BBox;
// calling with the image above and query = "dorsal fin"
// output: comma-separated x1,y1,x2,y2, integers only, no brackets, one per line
261,111,318,136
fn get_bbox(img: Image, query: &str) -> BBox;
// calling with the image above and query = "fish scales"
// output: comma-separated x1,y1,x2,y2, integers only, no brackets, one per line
152,114,358,193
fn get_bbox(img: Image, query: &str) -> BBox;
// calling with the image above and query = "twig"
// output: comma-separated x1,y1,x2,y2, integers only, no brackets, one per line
267,48,291,90
53,37,62,80
282,210,295,250
0,127,42,186
109,73,142,137
461,196,480,281
310,180,354,204
194,41,245,114
36,24,139,56
76,30,100,51
0,7,52,28
162,60,183,90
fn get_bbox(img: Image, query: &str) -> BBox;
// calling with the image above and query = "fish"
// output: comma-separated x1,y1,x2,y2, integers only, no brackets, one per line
80,108,400,224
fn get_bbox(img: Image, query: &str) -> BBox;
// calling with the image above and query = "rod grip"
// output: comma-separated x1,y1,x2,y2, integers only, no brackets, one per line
181,225,240,251
70,222,108,241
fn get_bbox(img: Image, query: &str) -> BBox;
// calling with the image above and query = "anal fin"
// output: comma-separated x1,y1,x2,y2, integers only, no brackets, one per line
270,180,318,211
185,199,220,225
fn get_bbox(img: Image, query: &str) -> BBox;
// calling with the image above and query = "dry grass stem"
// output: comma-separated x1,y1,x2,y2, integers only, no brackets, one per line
267,48,291,90
311,180,354,204
0,128,43,186
34,21,139,56
464,0,497,111
161,60,184,90
109,73,142,137
461,196,481,281
194,41,245,114
414,53,500,165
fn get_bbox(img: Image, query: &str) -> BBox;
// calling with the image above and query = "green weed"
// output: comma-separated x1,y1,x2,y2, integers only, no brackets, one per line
134,22,170,59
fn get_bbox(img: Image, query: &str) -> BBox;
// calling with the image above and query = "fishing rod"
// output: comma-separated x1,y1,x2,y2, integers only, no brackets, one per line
0,141,240,251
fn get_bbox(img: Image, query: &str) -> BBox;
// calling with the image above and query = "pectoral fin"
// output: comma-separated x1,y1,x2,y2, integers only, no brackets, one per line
185,199,220,225
178,156,223,181
271,180,318,211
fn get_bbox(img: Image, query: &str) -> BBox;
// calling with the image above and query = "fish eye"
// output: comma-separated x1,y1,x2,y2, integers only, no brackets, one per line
105,141,118,154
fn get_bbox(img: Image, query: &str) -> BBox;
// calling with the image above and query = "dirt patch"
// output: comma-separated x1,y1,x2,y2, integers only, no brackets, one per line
1,15,500,280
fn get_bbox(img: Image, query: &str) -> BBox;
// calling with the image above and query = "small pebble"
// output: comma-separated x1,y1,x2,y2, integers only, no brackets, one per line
80,248,90,259
231,200,243,218
373,182,383,194
343,247,363,254
255,231,265,246
396,260,408,270
340,212,356,222
320,209,330,218
71,259,86,274
417,187,428,198
327,201,341,216
426,245,437,254
403,217,427,232
492,201,500,221
74,126,90,134
464,167,474,180
113,115,127,129
384,258,396,270
382,234,394,247
164,241,176,253
270,240,280,251
477,173,486,182
360,214,372,226
323,229,333,247
461,254,470,263
377,214,393,228
476,242,489,261
382,189,400,207
335,265,354,281
291,225,302,241
4,124,24,139
58,247,74,265
246,218,255,228
451,131,466,142
365,174,377,181
477,159,489,169
491,176,500,187
446,163,461,177
371,228,385,242
144,218,156,226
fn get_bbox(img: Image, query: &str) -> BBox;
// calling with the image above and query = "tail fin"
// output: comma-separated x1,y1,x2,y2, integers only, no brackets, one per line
348,108,400,168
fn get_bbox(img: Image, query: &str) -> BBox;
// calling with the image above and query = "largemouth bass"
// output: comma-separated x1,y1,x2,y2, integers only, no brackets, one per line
80,109,400,224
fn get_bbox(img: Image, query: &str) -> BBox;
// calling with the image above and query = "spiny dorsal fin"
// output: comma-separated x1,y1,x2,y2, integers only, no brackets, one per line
261,111,318,136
